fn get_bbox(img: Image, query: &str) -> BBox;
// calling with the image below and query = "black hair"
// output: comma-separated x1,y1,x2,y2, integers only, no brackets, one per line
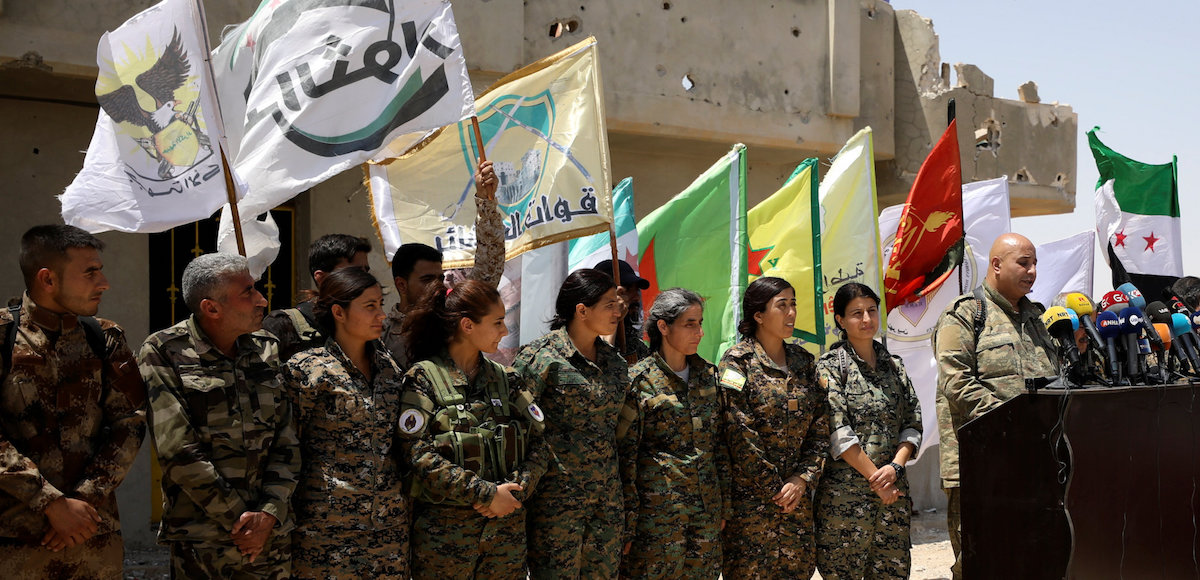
1170,276,1200,311
19,225,105,288
308,234,371,279
550,269,617,330
402,278,501,363
391,243,444,280
831,282,882,334
311,266,380,332
737,277,794,338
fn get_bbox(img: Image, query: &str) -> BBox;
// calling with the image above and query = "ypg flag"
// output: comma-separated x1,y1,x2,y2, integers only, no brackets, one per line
1090,127,1182,300
368,37,613,266
747,159,822,344
883,119,964,310
213,0,474,219
61,0,232,233
638,145,748,363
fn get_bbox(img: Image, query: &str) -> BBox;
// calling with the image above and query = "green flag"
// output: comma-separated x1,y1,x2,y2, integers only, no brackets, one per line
637,144,748,362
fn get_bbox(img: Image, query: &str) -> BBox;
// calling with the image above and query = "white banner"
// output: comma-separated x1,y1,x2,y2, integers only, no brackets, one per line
1029,231,1095,307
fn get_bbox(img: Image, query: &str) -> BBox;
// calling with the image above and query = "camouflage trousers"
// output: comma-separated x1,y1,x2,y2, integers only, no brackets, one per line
945,486,962,580
527,480,624,579
721,495,816,580
1,530,123,580
619,501,721,579
814,467,912,580
168,533,291,579
411,502,526,579
291,524,409,579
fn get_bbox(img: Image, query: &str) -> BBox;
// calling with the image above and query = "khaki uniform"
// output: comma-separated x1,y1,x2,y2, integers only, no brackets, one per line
618,352,728,579
261,301,323,366
0,294,147,579
382,196,507,367
933,284,1059,579
138,317,299,578
398,354,550,579
814,340,922,580
284,339,409,579
717,337,829,580
513,328,630,579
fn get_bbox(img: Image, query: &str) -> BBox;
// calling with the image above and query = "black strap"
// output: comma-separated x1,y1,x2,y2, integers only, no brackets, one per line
972,286,989,343
78,316,110,361
2,305,19,379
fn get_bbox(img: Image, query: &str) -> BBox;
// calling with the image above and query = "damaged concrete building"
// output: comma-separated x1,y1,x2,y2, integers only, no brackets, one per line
0,0,1075,546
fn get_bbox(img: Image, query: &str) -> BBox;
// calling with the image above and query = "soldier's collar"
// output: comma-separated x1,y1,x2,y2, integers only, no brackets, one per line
983,284,1021,316
750,338,789,373
26,293,80,333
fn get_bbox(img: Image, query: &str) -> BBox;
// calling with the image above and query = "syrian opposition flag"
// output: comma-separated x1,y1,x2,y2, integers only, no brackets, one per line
1090,127,1182,301
568,177,638,272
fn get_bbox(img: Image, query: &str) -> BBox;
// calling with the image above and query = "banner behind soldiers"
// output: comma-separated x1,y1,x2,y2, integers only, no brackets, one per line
368,37,615,266
61,0,232,233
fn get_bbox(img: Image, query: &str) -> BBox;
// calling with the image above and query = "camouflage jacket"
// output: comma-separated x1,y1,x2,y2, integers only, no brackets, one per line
512,328,630,498
383,196,507,368
618,352,730,538
138,316,300,542
284,339,406,531
718,337,829,506
609,318,651,363
933,284,1059,487
261,301,325,366
397,352,550,506
0,294,146,540
816,340,922,475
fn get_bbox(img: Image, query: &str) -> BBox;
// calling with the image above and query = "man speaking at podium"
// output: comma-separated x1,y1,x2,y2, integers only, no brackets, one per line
932,233,1060,580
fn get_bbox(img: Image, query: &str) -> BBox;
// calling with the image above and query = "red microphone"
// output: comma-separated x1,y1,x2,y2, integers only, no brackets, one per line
1098,291,1130,313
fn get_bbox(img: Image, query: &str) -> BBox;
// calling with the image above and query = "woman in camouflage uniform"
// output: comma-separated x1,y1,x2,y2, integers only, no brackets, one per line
513,269,630,579
282,267,409,578
814,282,921,580
718,276,829,579
397,279,550,579
619,288,729,579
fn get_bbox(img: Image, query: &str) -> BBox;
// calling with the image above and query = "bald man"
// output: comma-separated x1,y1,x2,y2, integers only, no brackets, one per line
932,233,1060,579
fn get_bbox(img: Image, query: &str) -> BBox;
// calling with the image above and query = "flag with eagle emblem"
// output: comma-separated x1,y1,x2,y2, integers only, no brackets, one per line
61,0,234,233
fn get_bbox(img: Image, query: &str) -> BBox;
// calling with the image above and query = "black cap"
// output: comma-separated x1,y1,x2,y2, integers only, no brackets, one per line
595,259,649,290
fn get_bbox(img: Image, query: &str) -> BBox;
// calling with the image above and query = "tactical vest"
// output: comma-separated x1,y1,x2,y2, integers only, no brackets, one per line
405,357,534,505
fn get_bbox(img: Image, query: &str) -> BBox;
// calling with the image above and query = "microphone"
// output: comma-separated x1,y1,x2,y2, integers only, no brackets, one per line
1192,310,1200,333
1118,284,1164,350
1098,291,1130,313
1170,313,1200,375
1118,307,1147,383
1149,302,1188,376
1042,306,1081,366
1096,310,1124,383
1066,292,1107,359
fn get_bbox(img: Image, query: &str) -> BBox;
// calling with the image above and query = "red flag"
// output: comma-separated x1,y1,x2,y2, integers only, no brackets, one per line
883,119,964,310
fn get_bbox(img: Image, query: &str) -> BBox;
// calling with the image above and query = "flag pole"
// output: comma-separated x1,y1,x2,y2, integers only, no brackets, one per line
608,227,629,358
948,98,963,295
469,116,495,201
220,150,247,256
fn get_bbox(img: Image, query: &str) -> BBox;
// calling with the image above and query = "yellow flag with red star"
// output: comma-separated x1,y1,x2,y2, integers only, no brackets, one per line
747,158,822,344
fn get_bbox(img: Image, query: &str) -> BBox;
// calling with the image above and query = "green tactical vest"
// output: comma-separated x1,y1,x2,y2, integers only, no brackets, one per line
405,357,531,505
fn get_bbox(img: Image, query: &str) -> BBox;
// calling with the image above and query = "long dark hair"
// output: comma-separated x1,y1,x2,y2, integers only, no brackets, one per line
402,278,502,363
312,267,380,332
550,269,617,330
832,282,881,337
738,277,793,338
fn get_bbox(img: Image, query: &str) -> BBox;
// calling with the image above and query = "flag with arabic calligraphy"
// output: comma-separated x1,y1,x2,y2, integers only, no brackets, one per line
212,0,474,222
61,0,233,233
367,37,613,265
747,159,822,344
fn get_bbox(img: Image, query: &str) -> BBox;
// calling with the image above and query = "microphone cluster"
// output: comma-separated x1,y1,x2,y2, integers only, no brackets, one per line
1053,283,1200,387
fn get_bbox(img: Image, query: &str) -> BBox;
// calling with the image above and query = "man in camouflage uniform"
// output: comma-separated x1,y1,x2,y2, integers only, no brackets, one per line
617,348,729,578
934,233,1059,580
261,234,372,363
0,225,146,579
594,259,652,363
383,160,503,368
138,253,300,579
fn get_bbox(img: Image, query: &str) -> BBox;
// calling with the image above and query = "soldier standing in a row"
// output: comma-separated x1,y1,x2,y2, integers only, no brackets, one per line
139,253,300,578
718,276,830,579
513,269,630,579
283,267,408,578
618,288,728,579
1,225,147,579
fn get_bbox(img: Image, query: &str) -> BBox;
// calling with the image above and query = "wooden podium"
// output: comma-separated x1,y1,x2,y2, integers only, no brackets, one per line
958,383,1200,579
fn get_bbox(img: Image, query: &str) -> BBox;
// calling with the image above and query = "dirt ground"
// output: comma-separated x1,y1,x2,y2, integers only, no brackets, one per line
124,510,955,579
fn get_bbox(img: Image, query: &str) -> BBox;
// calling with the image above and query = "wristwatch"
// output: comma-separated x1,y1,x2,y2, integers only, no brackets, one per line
888,461,906,479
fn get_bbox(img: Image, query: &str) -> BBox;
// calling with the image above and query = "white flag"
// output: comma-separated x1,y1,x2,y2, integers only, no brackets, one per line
60,0,233,233
880,176,1012,458
1028,231,1095,308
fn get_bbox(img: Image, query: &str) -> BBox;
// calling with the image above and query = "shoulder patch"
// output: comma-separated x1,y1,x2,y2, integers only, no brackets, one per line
398,408,426,435
527,403,545,422
720,368,746,391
